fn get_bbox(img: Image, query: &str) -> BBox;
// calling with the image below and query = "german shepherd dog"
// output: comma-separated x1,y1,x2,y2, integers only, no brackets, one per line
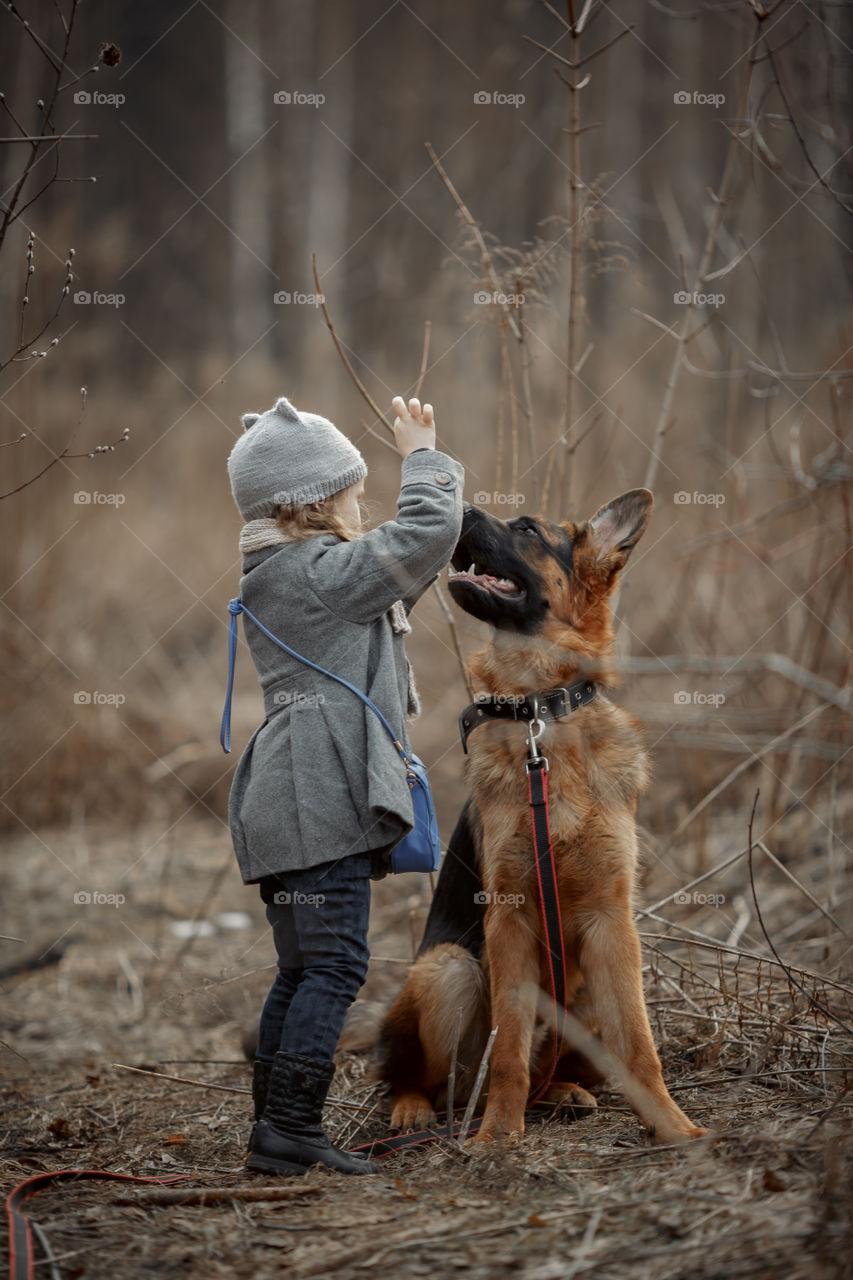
371,490,708,1146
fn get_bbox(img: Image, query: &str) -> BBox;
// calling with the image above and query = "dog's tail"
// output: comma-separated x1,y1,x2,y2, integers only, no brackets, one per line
372,943,490,1101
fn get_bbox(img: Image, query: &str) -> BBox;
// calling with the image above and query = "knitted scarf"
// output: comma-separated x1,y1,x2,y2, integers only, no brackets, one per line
239,518,421,719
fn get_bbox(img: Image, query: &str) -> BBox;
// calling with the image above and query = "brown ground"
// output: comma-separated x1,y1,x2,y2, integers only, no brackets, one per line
2,813,852,1279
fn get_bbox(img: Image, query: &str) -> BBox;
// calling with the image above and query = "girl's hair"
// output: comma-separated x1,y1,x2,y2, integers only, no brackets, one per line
274,488,363,543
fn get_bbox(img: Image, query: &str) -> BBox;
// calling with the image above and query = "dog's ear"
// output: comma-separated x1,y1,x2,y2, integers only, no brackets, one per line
587,489,653,564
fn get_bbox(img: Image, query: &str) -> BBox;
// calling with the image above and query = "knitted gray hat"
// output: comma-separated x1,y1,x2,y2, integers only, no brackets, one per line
227,396,367,520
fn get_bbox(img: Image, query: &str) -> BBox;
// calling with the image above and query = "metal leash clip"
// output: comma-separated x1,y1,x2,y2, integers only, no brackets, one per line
525,698,549,773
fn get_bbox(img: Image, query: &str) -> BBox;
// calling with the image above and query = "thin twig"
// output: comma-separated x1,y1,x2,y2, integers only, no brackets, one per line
446,1006,462,1141
616,653,851,710
430,581,474,700
414,320,431,399
424,142,521,340
458,1026,497,1143
29,1221,62,1280
757,841,848,936
636,846,750,920
112,1062,249,1095
114,1185,323,1206
746,792,852,1037
311,252,394,435
639,933,853,996
764,39,853,215
643,24,758,492
663,700,835,850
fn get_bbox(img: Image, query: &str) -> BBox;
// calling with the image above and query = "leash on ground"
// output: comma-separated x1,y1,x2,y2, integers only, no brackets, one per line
7,1169,188,1280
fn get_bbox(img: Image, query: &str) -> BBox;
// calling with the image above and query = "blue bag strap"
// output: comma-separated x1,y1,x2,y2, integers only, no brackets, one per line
220,599,243,753
220,598,410,765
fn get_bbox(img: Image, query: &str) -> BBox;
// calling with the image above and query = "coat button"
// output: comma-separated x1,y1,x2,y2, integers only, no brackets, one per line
434,471,451,485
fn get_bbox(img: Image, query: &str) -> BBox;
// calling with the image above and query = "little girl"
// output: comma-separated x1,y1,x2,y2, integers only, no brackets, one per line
225,393,464,1175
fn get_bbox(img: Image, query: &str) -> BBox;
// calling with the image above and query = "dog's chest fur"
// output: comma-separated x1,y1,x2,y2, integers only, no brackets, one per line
465,699,650,900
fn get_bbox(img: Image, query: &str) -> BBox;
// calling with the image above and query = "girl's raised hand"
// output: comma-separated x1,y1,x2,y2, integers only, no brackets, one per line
391,394,436,458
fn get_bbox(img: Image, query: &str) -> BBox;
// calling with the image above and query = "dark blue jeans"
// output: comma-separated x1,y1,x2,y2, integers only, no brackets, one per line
256,852,372,1064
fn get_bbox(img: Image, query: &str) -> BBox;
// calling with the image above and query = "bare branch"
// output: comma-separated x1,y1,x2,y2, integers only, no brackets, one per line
747,794,853,1035
311,252,394,435
413,320,431,399
424,142,521,341
764,38,853,215
660,700,836,850
617,653,852,710
0,388,130,501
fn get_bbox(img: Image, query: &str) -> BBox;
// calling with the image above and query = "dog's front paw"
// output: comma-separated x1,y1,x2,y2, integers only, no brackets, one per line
390,1091,436,1132
471,1108,526,1146
651,1121,711,1144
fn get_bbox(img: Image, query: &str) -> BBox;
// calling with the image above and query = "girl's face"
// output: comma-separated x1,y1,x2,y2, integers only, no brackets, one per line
333,477,366,530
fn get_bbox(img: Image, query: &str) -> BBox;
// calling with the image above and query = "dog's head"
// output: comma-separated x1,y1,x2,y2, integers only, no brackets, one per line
448,489,653,683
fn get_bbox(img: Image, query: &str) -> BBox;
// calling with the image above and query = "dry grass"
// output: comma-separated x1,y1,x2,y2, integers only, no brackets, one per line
2,803,851,1280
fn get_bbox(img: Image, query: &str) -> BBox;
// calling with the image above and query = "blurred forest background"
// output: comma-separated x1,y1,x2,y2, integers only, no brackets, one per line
1,0,852,894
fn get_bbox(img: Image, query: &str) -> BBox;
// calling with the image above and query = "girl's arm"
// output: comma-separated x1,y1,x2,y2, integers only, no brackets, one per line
304,398,464,624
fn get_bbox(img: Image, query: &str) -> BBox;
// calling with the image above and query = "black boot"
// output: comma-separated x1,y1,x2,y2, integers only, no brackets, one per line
247,1050,377,1176
246,1058,274,1151
252,1058,274,1122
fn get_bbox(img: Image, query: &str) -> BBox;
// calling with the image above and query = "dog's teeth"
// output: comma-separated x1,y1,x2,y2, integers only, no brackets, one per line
468,563,476,576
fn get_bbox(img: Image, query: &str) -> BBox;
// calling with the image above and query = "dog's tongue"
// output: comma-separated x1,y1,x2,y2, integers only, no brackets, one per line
476,571,519,594
450,564,520,594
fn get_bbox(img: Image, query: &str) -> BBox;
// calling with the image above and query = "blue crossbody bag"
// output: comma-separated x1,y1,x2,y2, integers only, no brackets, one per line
219,599,440,875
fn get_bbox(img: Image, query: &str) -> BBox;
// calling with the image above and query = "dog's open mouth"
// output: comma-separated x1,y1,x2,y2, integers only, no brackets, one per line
446,511,550,633
448,559,524,598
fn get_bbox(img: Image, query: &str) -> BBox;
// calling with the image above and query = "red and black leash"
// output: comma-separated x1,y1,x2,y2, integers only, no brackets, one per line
7,1169,188,1280
525,740,566,1106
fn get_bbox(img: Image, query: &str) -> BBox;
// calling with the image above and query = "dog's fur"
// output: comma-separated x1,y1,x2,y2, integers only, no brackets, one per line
366,490,707,1145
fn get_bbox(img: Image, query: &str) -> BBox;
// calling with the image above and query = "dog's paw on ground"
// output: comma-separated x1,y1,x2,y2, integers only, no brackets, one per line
389,1092,436,1131
468,1122,525,1147
649,1121,712,1144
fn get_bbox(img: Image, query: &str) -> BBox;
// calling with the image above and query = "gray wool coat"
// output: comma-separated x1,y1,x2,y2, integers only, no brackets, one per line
227,448,465,884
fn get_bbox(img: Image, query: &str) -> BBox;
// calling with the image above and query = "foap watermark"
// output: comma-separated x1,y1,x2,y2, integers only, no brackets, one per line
74,490,125,505
74,890,126,907
673,290,725,308
273,486,327,506
272,691,326,707
674,890,726,907
474,691,525,707
674,491,725,507
474,90,525,108
73,89,125,108
474,290,525,306
273,891,326,906
474,891,525,906
674,690,726,708
73,291,125,307
274,291,324,306
273,90,325,107
673,90,725,109
472,490,526,507
73,691,126,706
